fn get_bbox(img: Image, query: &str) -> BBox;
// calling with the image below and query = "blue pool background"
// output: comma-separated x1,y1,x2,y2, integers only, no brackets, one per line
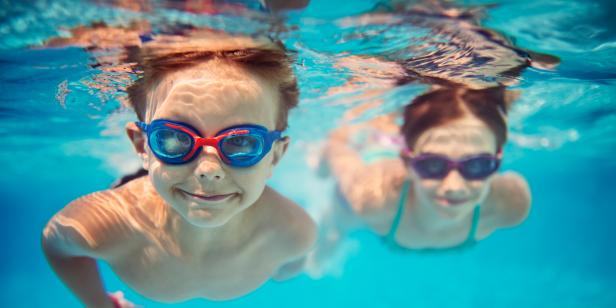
1,0,616,307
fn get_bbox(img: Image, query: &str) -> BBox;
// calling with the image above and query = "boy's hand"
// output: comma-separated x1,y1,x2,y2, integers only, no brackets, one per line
109,291,141,308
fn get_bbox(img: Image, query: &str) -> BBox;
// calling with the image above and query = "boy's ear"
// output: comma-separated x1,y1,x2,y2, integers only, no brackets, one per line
271,136,290,167
126,122,149,170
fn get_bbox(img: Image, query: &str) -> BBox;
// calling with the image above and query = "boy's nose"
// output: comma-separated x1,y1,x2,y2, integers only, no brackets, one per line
194,147,226,181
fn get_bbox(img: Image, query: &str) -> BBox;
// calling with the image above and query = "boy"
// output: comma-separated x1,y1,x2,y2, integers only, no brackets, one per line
42,33,316,306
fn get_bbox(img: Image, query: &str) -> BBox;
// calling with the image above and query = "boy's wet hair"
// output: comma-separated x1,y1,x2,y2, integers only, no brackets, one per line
401,86,516,150
126,38,299,131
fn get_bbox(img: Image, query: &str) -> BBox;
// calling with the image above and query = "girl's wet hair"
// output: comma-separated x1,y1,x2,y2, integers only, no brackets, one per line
126,40,299,131
401,86,515,150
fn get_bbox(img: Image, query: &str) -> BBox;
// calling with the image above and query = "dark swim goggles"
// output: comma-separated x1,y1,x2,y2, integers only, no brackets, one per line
136,119,283,167
409,152,501,180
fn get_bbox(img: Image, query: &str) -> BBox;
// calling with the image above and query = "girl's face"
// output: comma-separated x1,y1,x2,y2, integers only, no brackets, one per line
135,62,288,228
409,113,499,219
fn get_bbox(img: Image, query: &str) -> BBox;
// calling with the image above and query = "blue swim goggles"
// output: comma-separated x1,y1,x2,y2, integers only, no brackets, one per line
136,119,283,167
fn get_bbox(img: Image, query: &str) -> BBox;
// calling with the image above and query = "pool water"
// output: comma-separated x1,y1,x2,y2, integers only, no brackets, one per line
1,0,615,307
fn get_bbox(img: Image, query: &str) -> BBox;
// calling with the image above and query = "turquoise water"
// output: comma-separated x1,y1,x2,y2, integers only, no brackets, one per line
1,0,615,307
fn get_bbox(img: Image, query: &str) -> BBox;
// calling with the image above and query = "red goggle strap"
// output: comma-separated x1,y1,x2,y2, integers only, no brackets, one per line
163,123,251,162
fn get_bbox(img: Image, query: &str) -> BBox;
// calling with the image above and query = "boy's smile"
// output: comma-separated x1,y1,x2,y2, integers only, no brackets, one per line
179,190,238,203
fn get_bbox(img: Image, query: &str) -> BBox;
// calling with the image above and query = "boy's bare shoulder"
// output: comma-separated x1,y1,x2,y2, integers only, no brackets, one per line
259,186,317,259
43,177,152,259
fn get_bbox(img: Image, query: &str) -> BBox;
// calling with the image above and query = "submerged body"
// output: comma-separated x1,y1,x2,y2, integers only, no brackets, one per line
44,177,312,302
307,87,531,277
324,112,530,250
42,36,316,306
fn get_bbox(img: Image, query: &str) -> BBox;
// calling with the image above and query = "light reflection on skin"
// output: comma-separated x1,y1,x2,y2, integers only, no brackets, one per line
409,113,497,224
43,52,316,303
140,61,284,230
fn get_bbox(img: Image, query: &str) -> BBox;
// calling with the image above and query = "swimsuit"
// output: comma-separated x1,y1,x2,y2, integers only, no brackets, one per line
343,126,481,252
384,180,480,252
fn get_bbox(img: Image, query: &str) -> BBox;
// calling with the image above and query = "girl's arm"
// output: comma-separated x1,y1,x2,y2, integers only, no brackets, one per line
324,124,407,218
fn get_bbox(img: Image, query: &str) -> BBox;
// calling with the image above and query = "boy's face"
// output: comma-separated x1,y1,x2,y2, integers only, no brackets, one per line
135,62,288,228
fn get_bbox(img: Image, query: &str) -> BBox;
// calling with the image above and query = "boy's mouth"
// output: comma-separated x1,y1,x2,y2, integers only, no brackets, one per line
178,189,237,203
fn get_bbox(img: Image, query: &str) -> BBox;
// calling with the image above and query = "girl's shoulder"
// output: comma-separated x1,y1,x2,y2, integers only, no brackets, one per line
481,172,531,229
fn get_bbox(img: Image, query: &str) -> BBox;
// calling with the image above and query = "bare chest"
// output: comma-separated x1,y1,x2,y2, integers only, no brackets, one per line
108,239,280,302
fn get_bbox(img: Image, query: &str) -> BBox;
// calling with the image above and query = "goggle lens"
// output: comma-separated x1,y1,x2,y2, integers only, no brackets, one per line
150,128,194,159
460,156,498,180
413,156,449,179
412,154,499,180
221,134,264,161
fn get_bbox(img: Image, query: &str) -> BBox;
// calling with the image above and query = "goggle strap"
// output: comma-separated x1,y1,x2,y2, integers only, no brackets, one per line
135,121,148,132
401,148,413,157
268,131,282,143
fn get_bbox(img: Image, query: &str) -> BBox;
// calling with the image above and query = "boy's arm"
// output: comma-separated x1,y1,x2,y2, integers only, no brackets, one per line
41,248,116,308
41,191,135,308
